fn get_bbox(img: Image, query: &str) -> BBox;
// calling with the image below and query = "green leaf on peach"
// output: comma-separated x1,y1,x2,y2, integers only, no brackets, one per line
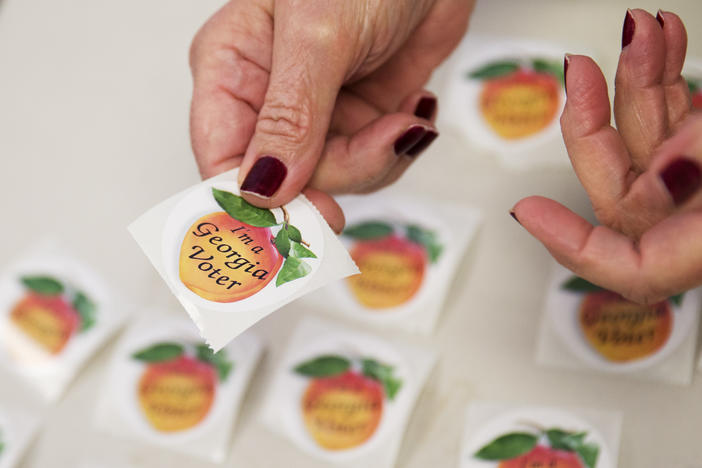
21,275,64,295
276,256,311,287
468,61,520,80
196,344,234,381
474,433,539,460
294,355,350,377
132,343,184,362
343,221,393,240
290,242,317,259
212,188,277,227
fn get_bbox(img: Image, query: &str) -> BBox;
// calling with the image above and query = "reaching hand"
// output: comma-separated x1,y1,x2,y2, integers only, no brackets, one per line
513,9,702,304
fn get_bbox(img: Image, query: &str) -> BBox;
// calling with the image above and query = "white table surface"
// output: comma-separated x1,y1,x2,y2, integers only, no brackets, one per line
1,1,701,467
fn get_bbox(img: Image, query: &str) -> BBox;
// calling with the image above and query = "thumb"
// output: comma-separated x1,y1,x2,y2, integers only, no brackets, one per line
237,1,354,208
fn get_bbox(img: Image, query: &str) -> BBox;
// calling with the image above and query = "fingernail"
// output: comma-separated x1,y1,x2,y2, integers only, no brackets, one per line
659,157,702,206
563,54,570,94
394,125,427,155
240,156,287,198
510,211,521,225
622,9,635,48
414,96,437,120
656,10,665,28
407,130,439,157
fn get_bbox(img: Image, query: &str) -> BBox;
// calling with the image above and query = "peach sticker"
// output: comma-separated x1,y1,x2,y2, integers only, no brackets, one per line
10,275,95,355
129,168,358,351
343,222,442,310
469,59,563,140
293,355,402,450
132,341,232,432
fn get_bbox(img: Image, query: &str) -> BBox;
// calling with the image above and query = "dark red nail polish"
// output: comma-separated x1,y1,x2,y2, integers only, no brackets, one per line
563,55,570,95
510,211,520,225
622,10,635,48
659,157,702,206
240,156,287,198
394,126,427,155
414,96,437,120
656,10,665,28
406,130,438,157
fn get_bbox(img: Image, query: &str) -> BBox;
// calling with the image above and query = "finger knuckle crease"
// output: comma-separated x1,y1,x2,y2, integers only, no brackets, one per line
257,101,311,145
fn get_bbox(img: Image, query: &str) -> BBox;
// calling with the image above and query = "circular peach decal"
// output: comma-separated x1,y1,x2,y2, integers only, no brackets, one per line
293,354,402,450
468,58,563,140
10,275,96,355
474,425,600,468
177,188,318,304
562,276,677,363
342,221,442,310
131,341,233,433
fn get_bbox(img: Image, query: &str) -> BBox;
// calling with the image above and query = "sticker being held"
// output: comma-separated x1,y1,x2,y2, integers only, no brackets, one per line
261,318,436,467
309,193,480,334
129,168,359,350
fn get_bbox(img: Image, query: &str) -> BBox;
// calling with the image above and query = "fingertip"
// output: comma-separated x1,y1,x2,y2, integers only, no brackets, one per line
302,188,345,234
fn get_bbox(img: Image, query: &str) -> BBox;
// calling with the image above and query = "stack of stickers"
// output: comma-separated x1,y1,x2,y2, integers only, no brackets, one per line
0,243,126,402
442,36,572,169
536,263,701,385
126,172,483,465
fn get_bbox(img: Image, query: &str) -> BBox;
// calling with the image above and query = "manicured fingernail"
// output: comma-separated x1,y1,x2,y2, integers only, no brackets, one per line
240,156,287,198
564,54,570,94
510,211,521,225
414,96,437,120
656,10,665,28
659,157,702,206
622,9,635,48
394,125,427,155
407,130,439,157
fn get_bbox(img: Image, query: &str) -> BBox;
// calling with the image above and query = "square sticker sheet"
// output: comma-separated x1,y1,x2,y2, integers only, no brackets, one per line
261,317,436,468
442,36,576,169
306,191,481,334
459,402,622,468
128,168,358,351
0,405,40,468
0,242,127,402
94,313,263,463
536,262,701,385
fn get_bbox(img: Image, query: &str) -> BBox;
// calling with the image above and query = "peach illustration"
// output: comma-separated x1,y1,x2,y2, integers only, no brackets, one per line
10,293,79,354
348,236,427,309
301,370,384,450
138,355,217,433
294,355,402,451
474,426,599,468
578,290,672,363
500,445,584,468
479,69,560,140
179,211,283,303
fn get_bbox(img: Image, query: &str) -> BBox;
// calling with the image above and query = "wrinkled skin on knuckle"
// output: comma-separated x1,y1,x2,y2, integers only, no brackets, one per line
257,93,313,148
